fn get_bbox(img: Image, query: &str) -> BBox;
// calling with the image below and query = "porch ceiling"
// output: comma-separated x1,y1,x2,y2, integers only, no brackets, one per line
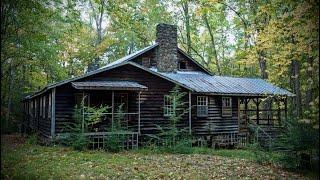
71,81,148,91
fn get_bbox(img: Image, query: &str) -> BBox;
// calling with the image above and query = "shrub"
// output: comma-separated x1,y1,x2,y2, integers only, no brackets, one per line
26,133,38,145
147,85,193,154
246,142,270,164
103,104,129,152
272,118,319,170
104,133,126,153
63,99,109,151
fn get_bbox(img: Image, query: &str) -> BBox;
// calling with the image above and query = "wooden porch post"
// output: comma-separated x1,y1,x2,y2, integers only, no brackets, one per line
256,97,260,125
277,97,281,126
285,96,288,121
188,91,192,135
81,91,85,133
50,88,56,139
244,98,248,124
112,90,114,131
138,91,141,135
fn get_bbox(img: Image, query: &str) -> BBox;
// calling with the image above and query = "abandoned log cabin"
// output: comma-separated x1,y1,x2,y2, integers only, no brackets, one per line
22,23,294,147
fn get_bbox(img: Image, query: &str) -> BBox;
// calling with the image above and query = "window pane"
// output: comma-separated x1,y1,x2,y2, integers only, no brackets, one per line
197,96,208,117
222,97,232,116
164,95,174,116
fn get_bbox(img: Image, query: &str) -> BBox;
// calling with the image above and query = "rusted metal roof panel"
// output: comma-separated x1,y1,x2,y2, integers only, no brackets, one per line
71,81,147,91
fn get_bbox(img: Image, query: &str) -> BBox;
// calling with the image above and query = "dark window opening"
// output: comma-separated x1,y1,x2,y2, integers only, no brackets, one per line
179,61,187,70
142,58,151,67
222,97,232,117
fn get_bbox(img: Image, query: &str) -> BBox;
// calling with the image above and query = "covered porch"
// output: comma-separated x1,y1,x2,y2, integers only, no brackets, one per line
237,95,288,147
71,81,147,149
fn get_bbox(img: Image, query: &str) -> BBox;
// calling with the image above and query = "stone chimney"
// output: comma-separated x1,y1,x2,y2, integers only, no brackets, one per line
155,23,178,72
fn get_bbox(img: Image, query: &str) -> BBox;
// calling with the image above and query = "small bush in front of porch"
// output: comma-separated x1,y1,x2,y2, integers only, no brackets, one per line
103,104,128,153
63,100,109,151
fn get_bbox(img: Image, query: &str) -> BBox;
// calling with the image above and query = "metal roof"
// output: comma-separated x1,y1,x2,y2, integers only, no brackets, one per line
150,69,294,96
99,43,159,69
71,81,147,91
24,43,293,99
25,44,159,99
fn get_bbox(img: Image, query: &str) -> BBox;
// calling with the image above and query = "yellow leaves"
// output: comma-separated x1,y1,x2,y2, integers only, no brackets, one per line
29,71,47,90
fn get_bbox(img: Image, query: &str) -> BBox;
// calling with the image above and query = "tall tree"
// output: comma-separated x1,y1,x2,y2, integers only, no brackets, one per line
86,0,108,71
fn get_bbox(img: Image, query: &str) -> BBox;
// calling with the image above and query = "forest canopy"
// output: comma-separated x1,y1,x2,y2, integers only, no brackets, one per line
1,0,319,131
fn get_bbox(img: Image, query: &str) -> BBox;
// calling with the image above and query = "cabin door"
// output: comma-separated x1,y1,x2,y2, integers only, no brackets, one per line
114,93,128,113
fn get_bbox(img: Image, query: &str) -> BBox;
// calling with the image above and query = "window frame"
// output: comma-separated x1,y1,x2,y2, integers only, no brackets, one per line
141,57,151,67
197,96,208,117
163,95,174,117
222,97,232,117
179,61,187,70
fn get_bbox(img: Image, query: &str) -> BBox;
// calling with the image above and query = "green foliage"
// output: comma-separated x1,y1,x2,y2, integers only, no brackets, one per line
104,133,126,153
272,118,319,170
70,133,89,151
63,101,109,151
147,85,193,153
246,143,270,164
104,104,128,153
3,135,307,179
26,134,38,145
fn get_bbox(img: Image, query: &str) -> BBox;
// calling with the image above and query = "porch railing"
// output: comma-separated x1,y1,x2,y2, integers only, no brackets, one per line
85,131,139,150
83,112,139,132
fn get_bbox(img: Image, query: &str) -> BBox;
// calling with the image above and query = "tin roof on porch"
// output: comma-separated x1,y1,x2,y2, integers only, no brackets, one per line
71,81,148,91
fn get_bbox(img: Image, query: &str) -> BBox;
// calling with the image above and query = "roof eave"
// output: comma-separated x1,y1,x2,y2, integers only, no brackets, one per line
193,91,294,97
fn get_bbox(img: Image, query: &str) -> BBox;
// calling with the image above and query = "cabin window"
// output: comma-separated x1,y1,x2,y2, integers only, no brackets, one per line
164,95,174,116
222,97,232,117
142,57,151,67
179,61,187,70
197,96,208,117
48,94,51,118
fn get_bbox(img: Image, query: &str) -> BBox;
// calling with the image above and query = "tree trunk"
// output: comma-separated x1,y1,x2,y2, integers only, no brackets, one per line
182,1,191,54
203,13,221,75
291,60,302,118
87,0,105,72
5,64,14,130
258,50,268,79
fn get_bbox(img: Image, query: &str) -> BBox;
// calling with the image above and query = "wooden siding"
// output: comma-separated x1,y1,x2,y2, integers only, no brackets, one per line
24,91,52,139
54,64,189,134
177,52,204,71
191,95,239,135
132,48,157,68
24,64,241,139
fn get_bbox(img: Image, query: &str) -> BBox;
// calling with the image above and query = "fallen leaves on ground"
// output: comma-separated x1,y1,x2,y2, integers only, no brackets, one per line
1,135,304,179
